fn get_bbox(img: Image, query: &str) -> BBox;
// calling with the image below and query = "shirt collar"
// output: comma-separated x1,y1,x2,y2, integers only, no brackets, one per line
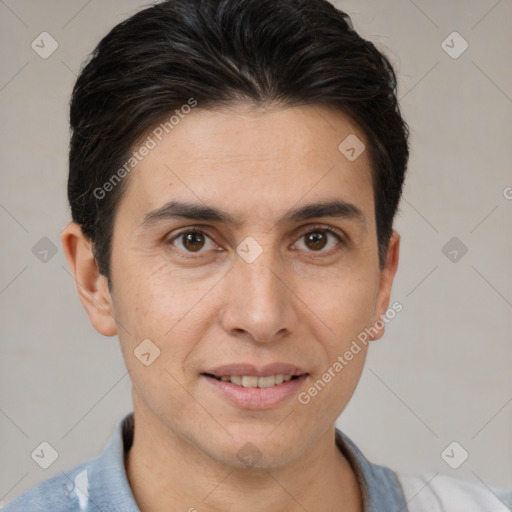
335,427,407,511
89,412,406,511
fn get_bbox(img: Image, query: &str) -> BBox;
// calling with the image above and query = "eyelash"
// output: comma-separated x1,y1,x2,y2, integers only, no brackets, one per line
166,225,346,260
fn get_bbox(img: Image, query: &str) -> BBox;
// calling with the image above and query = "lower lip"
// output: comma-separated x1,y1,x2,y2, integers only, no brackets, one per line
201,374,308,410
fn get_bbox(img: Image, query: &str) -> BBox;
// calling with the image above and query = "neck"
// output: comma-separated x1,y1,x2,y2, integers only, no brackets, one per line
125,400,363,512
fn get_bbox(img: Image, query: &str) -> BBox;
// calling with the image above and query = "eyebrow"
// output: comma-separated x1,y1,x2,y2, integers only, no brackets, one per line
139,199,366,230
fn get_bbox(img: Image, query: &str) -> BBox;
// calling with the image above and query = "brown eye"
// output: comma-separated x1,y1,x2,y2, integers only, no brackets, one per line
304,231,328,251
182,231,205,252
295,227,343,253
169,230,215,254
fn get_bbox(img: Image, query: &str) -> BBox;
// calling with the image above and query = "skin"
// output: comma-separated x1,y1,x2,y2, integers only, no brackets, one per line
62,102,400,512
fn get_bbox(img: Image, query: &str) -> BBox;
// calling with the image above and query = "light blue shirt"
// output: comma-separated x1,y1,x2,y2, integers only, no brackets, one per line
3,411,508,511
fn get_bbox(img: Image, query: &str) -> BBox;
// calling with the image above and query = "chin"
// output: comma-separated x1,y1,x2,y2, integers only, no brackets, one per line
211,428,302,469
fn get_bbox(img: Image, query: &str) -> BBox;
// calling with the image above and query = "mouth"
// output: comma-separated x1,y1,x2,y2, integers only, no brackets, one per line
200,363,309,409
202,373,303,388
200,371,309,409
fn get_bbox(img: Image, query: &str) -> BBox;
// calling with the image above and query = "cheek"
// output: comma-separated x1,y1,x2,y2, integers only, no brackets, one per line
113,257,184,335
303,268,379,344
111,259,214,373
298,280,373,417
112,274,197,415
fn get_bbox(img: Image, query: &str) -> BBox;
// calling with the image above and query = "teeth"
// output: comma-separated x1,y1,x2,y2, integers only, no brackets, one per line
257,376,276,388
242,376,259,388
215,374,298,388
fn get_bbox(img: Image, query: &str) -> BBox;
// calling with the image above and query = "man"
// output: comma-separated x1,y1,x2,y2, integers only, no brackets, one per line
3,0,510,510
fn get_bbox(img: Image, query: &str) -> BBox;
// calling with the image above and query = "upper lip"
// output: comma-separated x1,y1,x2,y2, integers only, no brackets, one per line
202,363,308,378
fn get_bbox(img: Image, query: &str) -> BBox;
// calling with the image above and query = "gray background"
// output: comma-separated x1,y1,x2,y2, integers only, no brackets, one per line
1,0,511,505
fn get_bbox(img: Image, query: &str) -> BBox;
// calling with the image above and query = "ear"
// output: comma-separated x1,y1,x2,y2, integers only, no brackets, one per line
369,229,400,341
61,222,117,337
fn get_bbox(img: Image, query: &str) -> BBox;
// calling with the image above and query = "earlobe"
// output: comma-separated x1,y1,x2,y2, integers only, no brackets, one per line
370,230,400,341
61,222,118,337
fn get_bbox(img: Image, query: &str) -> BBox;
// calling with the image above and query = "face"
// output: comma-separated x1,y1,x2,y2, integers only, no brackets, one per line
65,102,399,469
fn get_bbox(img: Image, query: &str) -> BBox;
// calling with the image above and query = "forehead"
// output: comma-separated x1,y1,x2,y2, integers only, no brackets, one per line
116,103,374,229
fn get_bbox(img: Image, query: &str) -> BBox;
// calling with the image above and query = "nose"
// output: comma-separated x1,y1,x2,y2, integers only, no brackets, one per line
219,247,298,344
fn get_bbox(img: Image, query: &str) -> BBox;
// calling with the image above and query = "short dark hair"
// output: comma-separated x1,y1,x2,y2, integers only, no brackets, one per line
68,0,409,288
